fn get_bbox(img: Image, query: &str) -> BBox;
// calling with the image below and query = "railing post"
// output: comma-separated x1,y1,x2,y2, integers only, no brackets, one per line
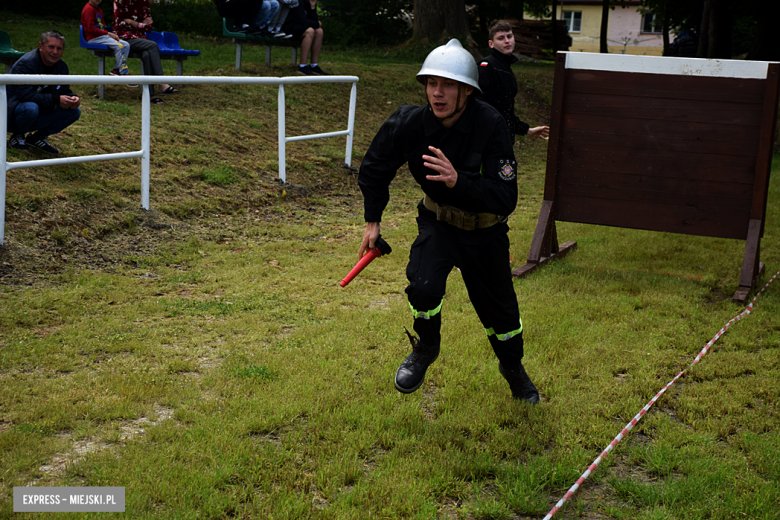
141,84,151,210
345,81,357,168
98,55,106,100
278,83,286,183
0,85,7,245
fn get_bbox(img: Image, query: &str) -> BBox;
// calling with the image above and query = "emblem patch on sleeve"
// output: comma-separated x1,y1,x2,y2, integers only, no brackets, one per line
498,159,517,181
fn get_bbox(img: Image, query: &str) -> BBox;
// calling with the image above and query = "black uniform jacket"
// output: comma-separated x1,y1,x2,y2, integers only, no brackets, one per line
477,48,530,136
358,97,518,224
6,49,75,132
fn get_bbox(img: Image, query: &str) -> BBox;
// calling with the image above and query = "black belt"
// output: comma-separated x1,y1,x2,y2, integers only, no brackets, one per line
423,195,506,231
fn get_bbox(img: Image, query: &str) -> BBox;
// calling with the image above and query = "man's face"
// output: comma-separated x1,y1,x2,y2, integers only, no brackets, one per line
38,37,64,67
426,76,472,123
489,30,515,55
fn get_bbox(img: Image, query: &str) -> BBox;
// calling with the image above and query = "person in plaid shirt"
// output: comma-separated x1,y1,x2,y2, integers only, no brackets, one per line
113,0,179,104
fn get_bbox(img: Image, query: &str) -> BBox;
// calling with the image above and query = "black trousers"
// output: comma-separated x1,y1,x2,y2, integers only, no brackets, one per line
404,212,525,366
127,38,163,97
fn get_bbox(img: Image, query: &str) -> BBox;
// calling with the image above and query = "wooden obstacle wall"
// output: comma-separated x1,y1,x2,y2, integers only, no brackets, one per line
513,52,779,302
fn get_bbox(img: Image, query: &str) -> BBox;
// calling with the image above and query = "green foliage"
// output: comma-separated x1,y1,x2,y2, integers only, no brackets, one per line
4,0,85,19
319,0,412,45
152,0,223,38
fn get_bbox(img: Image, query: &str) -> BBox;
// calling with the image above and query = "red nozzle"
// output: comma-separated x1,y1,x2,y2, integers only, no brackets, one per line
340,236,392,287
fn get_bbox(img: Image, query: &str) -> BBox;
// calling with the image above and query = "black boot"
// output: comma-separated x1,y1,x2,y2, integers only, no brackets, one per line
499,361,540,404
394,329,440,394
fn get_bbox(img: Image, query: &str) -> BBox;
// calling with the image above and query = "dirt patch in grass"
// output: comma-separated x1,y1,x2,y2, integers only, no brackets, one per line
1,158,362,288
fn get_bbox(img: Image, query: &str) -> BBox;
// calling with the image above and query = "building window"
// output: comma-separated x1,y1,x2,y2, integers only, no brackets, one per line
562,11,582,33
641,13,662,34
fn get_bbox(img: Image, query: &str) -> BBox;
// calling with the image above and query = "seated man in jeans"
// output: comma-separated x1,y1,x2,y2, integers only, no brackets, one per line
6,30,81,155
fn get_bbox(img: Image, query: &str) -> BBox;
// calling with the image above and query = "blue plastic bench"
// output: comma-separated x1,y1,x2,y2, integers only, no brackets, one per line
79,26,199,99
162,31,200,57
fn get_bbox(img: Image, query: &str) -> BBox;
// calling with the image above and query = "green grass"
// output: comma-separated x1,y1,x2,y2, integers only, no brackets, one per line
2,10,780,520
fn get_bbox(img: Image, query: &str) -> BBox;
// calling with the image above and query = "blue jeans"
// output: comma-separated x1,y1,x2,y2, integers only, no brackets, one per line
12,102,81,137
254,0,280,29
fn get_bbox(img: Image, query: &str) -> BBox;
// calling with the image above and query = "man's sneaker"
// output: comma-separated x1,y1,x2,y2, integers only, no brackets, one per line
297,65,315,76
8,134,27,150
394,329,440,394
109,68,120,76
272,31,287,38
310,65,330,75
498,361,540,404
26,133,59,155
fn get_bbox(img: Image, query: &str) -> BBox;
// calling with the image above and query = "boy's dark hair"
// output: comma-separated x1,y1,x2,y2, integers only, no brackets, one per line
40,30,65,46
488,20,513,41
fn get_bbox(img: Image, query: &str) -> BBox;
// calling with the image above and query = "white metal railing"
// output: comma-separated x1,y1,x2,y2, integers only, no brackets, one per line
0,74,359,245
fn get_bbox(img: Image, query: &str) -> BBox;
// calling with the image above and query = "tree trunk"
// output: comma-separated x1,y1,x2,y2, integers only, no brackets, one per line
551,0,558,54
413,0,472,43
476,0,488,37
600,0,609,53
697,0,710,58
706,0,731,59
662,11,670,56
748,0,780,60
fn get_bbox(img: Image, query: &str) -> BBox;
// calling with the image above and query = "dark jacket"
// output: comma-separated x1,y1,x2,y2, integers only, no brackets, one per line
284,1,319,30
358,97,518,223
7,49,75,132
477,48,530,136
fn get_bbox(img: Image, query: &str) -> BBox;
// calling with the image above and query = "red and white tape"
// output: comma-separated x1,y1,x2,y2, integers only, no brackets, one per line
543,270,780,520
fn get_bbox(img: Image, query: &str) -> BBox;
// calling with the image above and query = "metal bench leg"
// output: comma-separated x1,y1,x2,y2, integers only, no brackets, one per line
291,47,297,66
235,42,243,70
266,46,271,68
176,59,183,76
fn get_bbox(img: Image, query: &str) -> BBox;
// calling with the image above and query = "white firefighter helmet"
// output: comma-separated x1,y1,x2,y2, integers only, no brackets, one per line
416,38,481,93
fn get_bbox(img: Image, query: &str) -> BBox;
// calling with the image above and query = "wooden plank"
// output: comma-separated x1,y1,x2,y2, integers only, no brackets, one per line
513,241,578,279
558,146,757,185
563,92,763,127
735,219,763,302
751,63,780,227
543,53,569,201
738,218,762,288
565,69,766,105
565,52,770,80
527,200,555,264
558,169,753,207
561,114,761,158
555,194,750,239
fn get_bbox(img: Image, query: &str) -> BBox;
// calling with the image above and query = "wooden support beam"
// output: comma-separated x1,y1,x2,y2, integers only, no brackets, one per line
513,241,578,278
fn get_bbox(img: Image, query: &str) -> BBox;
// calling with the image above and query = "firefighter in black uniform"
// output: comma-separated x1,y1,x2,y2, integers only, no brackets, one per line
357,39,539,403
478,20,549,141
